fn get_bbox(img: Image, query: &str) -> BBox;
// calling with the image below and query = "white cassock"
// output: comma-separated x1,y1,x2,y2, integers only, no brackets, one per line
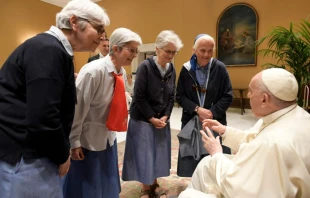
179,104,310,198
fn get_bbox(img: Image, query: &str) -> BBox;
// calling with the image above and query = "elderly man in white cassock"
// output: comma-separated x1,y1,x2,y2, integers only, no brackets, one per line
179,68,310,198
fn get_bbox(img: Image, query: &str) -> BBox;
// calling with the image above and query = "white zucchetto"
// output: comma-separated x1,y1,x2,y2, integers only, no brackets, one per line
262,68,298,101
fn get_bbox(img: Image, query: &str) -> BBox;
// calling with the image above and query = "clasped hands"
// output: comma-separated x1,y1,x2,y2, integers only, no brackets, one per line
200,119,226,156
149,115,168,129
196,107,213,122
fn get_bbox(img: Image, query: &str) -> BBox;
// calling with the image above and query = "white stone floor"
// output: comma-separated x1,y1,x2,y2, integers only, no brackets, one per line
116,107,258,143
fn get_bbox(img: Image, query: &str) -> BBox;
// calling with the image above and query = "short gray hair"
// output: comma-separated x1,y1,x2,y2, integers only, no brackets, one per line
193,34,215,50
155,30,183,51
56,0,110,30
109,28,142,55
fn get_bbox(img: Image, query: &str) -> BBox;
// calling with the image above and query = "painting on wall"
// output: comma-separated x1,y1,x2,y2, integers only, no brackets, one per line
217,3,258,66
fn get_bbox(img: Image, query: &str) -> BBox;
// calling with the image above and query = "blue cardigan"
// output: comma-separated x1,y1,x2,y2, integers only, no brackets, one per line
130,56,176,122
0,33,76,165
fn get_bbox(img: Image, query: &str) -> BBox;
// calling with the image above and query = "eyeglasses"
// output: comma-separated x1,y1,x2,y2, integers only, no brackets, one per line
160,48,178,55
78,17,105,35
122,47,139,55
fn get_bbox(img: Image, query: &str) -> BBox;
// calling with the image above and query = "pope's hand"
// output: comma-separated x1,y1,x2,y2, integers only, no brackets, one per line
200,127,222,156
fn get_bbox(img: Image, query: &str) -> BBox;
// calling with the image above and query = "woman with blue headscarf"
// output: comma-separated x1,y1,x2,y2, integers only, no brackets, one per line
176,34,233,177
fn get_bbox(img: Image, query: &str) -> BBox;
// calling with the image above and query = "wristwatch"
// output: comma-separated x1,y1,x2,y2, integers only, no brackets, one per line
194,106,199,113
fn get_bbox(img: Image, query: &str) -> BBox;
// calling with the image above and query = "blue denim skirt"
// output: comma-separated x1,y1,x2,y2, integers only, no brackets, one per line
122,118,171,185
0,157,63,198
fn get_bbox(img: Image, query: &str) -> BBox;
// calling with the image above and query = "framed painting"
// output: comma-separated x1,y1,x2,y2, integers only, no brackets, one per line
217,3,258,66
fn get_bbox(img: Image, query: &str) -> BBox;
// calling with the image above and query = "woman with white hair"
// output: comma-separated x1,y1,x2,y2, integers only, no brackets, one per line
56,0,110,52
176,34,233,177
0,0,109,197
63,28,142,198
122,30,183,198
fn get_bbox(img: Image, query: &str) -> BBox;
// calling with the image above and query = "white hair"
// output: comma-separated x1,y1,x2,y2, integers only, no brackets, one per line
109,28,142,55
56,0,110,30
155,30,183,51
193,34,215,50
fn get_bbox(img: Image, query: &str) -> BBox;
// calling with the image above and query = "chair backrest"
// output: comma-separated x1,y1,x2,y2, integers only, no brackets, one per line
303,84,309,110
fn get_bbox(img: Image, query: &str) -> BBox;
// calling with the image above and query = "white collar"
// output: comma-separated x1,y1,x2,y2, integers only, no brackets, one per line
261,104,297,125
45,26,73,56
104,55,124,75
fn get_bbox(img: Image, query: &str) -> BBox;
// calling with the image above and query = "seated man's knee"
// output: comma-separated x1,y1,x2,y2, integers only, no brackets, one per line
196,156,212,172
179,188,217,198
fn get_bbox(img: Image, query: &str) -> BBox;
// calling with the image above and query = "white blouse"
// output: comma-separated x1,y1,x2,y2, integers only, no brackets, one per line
69,56,126,151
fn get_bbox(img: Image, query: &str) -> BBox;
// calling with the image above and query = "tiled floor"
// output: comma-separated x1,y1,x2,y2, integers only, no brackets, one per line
116,107,258,143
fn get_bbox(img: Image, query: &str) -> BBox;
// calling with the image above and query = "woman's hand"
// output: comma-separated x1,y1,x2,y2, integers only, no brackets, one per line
197,107,213,122
59,156,71,177
159,115,168,123
71,147,84,160
149,117,167,129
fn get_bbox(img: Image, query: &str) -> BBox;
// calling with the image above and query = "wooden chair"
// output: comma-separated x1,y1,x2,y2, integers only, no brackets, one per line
303,84,309,112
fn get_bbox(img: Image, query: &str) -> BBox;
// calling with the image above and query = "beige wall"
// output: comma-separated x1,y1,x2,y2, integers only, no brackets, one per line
0,0,60,67
1,0,309,89
99,0,309,88
0,0,89,73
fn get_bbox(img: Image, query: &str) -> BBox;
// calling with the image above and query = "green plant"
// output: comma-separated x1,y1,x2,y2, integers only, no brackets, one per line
256,18,310,106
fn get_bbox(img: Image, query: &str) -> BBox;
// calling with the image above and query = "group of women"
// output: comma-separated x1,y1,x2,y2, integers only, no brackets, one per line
121,31,233,198
68,26,232,198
